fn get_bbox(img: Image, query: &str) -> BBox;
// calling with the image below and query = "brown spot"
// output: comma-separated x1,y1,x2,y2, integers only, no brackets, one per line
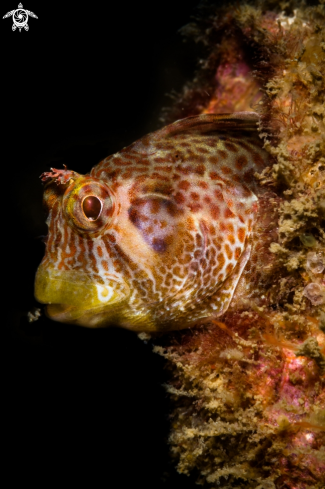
221,166,232,175
194,164,205,175
209,155,219,165
204,196,212,204
225,142,238,153
190,192,200,201
238,228,246,243
238,141,252,152
197,147,209,154
188,202,202,212
179,180,191,191
214,189,223,200
173,266,181,276
151,172,171,181
219,222,226,232
227,223,234,233
228,234,236,245
195,233,203,246
152,238,167,252
114,159,133,166
235,155,248,170
210,204,220,220
226,263,234,274
175,192,185,205
225,208,235,219
101,260,109,271
154,157,167,163
198,181,208,189
253,152,265,167
107,233,116,243
176,165,190,175
141,137,150,147
217,252,226,266
150,199,161,214
235,247,242,260
217,149,228,159
97,246,103,258
243,170,254,183
154,165,173,172
129,208,147,227
194,250,201,259
225,243,233,260
145,225,154,235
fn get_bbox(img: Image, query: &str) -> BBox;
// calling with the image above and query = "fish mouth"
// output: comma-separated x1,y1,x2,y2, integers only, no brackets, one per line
34,265,131,327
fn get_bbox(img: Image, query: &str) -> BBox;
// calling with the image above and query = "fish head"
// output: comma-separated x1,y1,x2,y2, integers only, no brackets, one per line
34,162,195,331
35,113,269,331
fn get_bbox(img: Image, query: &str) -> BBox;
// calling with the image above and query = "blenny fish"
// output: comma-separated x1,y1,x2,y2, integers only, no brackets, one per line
35,112,270,331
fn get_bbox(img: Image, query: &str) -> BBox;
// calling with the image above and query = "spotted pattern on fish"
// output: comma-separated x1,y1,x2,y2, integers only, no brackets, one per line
35,112,270,331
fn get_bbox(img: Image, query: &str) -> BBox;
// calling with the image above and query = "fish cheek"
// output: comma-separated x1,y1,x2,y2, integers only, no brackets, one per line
128,197,180,255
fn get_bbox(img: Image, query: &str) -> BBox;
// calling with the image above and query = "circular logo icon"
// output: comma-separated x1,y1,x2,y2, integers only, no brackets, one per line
13,8,28,30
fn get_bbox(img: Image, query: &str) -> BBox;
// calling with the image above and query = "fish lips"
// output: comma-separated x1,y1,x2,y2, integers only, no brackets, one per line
34,265,130,327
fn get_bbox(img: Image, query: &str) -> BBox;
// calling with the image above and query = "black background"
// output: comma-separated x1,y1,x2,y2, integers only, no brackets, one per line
2,1,212,487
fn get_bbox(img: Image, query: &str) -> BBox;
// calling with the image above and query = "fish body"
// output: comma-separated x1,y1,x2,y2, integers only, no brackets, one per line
35,112,270,331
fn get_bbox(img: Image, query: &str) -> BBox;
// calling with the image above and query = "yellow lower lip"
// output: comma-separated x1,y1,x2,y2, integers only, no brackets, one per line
34,266,130,327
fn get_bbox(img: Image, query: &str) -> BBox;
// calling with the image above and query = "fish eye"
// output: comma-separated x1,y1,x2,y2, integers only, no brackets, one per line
62,178,115,235
82,195,102,221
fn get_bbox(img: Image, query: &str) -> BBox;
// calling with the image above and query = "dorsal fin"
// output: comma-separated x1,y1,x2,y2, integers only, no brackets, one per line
159,112,260,138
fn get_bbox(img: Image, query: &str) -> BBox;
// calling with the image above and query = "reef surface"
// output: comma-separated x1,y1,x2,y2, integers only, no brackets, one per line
153,1,325,487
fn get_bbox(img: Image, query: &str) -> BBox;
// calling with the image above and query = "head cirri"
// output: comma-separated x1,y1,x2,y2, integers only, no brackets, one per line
35,112,270,332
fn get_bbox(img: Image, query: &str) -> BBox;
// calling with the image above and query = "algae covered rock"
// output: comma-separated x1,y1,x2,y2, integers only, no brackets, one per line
154,1,325,487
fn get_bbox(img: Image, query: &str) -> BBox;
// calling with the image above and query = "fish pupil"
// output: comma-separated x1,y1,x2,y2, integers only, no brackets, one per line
82,195,102,221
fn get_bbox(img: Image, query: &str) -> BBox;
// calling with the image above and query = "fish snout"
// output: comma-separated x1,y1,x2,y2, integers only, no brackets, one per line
34,265,130,327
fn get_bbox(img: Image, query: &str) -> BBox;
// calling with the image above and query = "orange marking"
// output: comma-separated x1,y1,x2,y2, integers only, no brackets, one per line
235,155,248,170
190,192,200,201
225,142,238,152
188,202,202,212
101,260,109,271
217,150,227,159
150,199,160,214
97,246,103,258
214,189,223,200
179,180,190,191
210,204,220,219
209,155,219,164
235,247,242,260
198,181,208,189
221,166,232,175
252,152,265,168
226,263,233,274
225,243,233,260
174,192,185,204
225,208,235,219
238,228,246,243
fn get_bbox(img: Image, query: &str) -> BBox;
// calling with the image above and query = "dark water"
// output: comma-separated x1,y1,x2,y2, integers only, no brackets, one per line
2,1,214,487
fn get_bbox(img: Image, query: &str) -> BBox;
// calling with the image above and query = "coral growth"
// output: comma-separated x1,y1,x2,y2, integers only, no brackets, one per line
154,1,325,487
